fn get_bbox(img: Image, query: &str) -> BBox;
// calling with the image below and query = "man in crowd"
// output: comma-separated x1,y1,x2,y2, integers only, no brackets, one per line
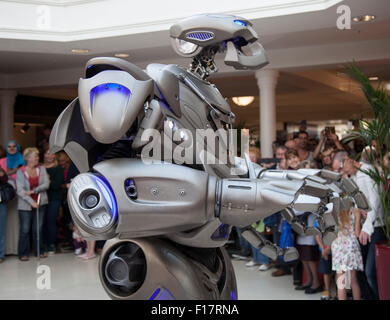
296,131,313,162
333,151,386,300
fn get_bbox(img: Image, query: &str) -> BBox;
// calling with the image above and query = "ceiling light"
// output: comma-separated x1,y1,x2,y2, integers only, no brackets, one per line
232,96,255,106
20,123,30,134
71,49,89,54
386,84,390,91
114,53,129,58
369,76,379,81
352,15,376,23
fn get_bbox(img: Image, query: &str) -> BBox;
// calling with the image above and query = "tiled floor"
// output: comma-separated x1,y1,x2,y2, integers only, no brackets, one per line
0,253,322,300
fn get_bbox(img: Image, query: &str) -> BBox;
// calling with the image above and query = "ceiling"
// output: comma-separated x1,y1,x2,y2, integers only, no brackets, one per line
2,0,390,129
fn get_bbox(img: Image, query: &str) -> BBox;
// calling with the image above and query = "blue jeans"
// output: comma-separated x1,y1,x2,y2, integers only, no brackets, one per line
251,244,269,264
18,206,47,258
43,200,61,248
365,227,387,300
0,203,6,259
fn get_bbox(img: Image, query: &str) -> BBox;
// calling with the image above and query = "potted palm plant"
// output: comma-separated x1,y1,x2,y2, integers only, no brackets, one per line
346,64,390,300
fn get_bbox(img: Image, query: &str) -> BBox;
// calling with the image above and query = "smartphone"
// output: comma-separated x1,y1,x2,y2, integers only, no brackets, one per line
325,126,335,135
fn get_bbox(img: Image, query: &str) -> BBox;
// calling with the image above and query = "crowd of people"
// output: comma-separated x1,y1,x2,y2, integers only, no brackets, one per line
0,129,104,265
230,124,387,300
0,122,387,301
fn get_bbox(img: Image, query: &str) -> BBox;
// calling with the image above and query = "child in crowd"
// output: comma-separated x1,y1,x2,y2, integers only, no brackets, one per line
315,228,334,300
331,200,363,300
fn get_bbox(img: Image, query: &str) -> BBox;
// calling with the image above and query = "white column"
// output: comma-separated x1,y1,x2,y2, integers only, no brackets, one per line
0,90,17,147
255,69,279,158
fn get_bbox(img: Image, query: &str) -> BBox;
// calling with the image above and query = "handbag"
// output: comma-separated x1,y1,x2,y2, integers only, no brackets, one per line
0,182,16,203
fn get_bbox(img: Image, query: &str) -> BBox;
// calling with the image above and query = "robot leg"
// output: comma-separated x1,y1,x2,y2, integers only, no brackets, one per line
99,237,237,300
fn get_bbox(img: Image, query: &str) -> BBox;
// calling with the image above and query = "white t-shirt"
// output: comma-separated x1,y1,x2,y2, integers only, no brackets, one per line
352,162,385,236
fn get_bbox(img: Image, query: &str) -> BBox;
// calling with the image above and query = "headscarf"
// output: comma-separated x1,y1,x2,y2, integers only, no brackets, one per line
5,140,25,169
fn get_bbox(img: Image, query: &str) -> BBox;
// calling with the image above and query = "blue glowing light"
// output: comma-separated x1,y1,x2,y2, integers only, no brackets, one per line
187,31,214,41
149,288,161,300
93,175,118,220
87,65,93,69
230,290,237,300
211,223,230,240
234,20,247,27
157,288,176,300
89,83,131,110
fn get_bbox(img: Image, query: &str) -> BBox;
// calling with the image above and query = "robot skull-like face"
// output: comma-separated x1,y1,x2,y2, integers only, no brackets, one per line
170,13,269,70
78,68,154,144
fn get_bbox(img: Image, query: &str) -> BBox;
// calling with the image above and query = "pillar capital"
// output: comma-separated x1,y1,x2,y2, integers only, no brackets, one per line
255,69,279,89
255,69,279,158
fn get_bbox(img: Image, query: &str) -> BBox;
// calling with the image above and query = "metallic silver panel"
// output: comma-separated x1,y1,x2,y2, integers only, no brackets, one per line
167,218,228,248
86,57,151,81
170,13,257,47
224,41,269,70
146,64,182,116
293,194,321,212
92,159,215,237
49,98,78,153
64,141,90,174
132,99,164,149
78,70,153,144
219,178,296,227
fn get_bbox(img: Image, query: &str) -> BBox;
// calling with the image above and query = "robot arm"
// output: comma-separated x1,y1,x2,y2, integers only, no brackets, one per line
67,156,369,262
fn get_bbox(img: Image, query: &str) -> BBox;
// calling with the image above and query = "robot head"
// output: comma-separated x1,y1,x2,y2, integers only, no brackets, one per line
78,58,154,144
170,13,269,70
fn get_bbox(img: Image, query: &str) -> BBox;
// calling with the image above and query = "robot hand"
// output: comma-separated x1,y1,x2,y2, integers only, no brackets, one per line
218,167,370,261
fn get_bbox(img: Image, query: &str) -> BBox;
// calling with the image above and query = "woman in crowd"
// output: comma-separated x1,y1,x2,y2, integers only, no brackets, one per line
288,150,322,294
16,147,49,261
43,149,64,255
0,140,25,179
286,149,322,293
0,140,25,256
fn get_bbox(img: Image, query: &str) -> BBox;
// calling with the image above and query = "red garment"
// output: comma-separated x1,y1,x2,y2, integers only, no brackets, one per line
64,168,69,181
28,175,39,201
21,166,41,202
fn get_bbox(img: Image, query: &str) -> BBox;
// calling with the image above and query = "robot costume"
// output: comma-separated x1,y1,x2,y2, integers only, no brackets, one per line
49,14,369,300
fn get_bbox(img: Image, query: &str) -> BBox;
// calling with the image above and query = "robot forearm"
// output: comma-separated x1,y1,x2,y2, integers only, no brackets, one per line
68,158,369,250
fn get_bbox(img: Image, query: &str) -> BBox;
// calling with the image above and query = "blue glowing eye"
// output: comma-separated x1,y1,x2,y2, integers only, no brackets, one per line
234,20,247,27
89,83,131,111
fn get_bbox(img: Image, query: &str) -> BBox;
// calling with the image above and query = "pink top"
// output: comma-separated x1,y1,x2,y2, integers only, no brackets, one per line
0,157,16,181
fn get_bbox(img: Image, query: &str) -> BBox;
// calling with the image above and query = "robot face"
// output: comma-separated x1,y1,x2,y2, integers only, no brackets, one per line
170,13,269,70
78,70,153,144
